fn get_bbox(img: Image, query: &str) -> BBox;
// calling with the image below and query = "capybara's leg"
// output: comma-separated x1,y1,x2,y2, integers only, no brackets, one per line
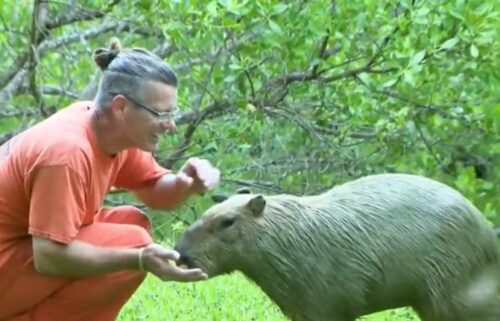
290,315,353,321
413,300,460,321
418,308,500,321
414,298,500,321
413,307,453,321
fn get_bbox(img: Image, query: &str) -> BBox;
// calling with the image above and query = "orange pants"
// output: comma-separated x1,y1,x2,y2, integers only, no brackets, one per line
0,206,152,321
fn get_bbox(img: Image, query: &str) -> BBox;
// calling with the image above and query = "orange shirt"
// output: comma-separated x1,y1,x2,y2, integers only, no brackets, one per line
0,101,168,267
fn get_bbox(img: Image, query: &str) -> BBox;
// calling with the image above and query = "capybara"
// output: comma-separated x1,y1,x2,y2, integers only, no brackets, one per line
174,173,500,321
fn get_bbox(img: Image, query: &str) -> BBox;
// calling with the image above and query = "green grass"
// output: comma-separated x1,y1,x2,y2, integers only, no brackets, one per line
118,272,419,321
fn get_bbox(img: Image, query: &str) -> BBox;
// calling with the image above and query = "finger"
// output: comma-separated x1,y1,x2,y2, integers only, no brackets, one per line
209,169,221,186
176,172,194,186
156,249,181,261
191,158,211,172
202,169,220,189
192,164,220,188
186,157,200,169
179,158,198,176
165,266,208,282
184,160,220,192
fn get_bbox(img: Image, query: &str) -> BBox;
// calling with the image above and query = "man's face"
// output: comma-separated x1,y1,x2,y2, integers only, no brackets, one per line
123,81,178,152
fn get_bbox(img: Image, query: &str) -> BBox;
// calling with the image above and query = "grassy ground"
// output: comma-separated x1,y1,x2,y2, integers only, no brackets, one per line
117,272,419,321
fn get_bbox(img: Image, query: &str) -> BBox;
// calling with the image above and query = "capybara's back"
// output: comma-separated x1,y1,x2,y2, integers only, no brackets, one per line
175,173,500,321
312,174,500,320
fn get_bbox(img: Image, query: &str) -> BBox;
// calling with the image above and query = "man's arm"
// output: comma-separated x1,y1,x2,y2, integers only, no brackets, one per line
132,172,193,210
32,236,207,281
132,157,220,210
32,236,140,277
29,166,137,277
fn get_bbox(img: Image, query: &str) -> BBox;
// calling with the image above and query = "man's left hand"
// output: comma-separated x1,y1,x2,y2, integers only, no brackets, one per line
177,157,220,195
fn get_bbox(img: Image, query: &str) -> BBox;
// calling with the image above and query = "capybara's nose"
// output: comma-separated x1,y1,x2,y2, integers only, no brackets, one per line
173,244,183,262
176,254,196,269
176,253,188,266
174,243,192,267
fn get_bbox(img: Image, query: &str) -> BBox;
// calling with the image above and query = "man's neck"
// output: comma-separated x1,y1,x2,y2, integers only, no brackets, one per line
90,109,128,157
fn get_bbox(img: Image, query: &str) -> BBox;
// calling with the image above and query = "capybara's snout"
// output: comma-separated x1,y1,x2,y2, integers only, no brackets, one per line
174,240,197,269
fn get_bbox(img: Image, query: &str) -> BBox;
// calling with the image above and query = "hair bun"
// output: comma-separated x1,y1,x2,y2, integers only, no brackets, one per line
108,37,122,51
92,37,123,71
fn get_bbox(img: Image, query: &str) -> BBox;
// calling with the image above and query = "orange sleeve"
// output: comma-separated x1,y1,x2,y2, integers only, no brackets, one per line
113,149,170,190
27,165,87,244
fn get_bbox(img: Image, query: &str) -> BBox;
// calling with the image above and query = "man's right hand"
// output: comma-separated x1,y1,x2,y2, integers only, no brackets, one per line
140,243,208,282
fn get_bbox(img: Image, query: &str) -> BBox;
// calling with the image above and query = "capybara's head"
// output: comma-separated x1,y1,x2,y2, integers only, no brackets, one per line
174,191,266,277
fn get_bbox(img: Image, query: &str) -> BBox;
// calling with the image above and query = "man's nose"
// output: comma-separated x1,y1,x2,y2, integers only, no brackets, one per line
161,118,176,132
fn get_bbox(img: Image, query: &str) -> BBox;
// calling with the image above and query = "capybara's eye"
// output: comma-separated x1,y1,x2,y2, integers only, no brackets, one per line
219,217,236,229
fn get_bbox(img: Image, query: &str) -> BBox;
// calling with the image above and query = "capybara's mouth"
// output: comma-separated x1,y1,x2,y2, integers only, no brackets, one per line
176,254,198,269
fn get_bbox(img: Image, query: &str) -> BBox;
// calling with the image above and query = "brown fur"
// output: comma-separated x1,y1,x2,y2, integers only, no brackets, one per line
175,173,500,321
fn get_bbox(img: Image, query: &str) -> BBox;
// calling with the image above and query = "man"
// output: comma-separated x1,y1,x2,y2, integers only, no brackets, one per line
0,40,220,320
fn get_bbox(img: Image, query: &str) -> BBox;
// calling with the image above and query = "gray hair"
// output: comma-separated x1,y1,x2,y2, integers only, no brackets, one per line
93,39,177,110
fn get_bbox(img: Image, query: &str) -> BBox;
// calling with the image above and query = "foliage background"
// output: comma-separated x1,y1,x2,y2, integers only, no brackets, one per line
0,0,499,320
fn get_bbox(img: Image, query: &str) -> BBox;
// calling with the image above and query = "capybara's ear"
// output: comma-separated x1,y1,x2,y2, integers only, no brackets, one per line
212,194,228,203
236,187,251,194
247,195,266,217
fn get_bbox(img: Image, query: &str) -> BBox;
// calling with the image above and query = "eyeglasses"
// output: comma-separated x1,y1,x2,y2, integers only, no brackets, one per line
111,92,181,122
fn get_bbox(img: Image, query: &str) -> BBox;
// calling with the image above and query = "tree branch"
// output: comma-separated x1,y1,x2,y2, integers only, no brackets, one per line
0,53,29,89
0,2,125,111
38,21,130,55
0,0,49,97
44,85,79,98
312,0,336,76
29,0,50,116
220,178,285,194
0,69,29,111
45,0,121,30
162,101,231,168
412,117,443,167
0,108,38,119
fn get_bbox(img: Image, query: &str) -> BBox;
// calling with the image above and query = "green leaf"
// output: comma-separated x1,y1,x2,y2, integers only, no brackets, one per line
482,181,494,190
139,0,152,10
382,78,398,88
357,72,372,86
409,50,426,67
470,44,479,58
217,0,240,14
229,63,243,70
449,9,465,21
403,71,415,86
206,1,218,16
205,141,218,152
268,19,282,33
439,37,460,51
270,4,288,16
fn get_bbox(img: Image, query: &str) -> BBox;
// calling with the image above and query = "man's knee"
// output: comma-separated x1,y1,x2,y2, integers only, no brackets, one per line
23,270,147,321
122,224,153,248
76,219,152,248
116,205,152,232
96,205,152,234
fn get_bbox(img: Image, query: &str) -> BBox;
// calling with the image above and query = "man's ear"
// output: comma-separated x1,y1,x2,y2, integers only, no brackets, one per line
211,194,228,203
246,195,266,217
110,95,127,119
